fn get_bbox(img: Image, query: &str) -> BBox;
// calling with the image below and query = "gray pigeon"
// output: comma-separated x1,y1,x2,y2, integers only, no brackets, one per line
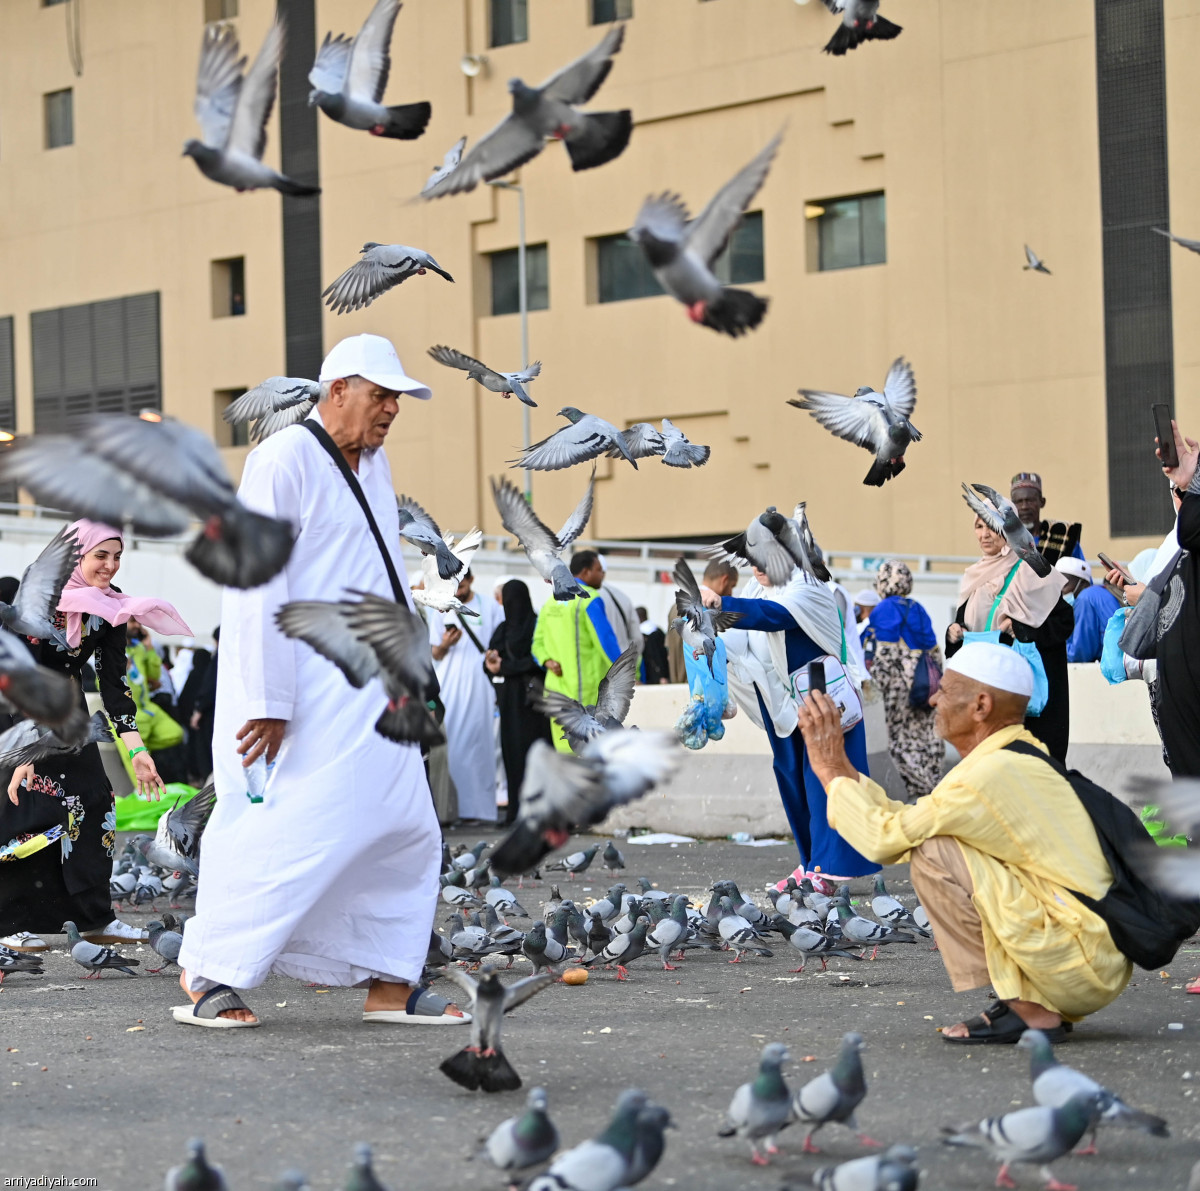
439,964,553,1093
428,345,541,407
222,377,319,442
774,917,862,973
275,591,442,745
812,1145,920,1191
184,20,319,196
308,0,430,140
582,915,649,980
165,1138,228,1191
145,920,184,974
1153,226,1200,254
544,844,601,879
672,556,741,675
0,947,44,984
522,920,572,975
0,710,110,775
421,25,631,199
422,135,466,195
490,473,593,601
790,358,921,486
526,1089,646,1191
832,897,917,959
395,496,463,581
626,1103,672,1186
0,628,80,730
588,884,627,925
323,244,452,315
1023,243,1052,274
645,895,689,969
0,526,79,646
146,783,217,877
610,420,710,468
629,131,781,338
821,1,902,56
483,1086,560,1171
709,504,830,588
718,1042,793,1164
961,483,1052,577
869,875,920,933
716,897,774,962
793,1033,876,1153
344,1143,389,1191
1018,1029,1168,1153
941,1091,1102,1190
536,643,639,750
602,839,626,874
63,921,139,979
485,875,528,918
514,407,638,471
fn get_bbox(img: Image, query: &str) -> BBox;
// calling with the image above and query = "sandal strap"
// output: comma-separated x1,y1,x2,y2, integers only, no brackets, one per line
192,986,251,1020
404,986,451,1017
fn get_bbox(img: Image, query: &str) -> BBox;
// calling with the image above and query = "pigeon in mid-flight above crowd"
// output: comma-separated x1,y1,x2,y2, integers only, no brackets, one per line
536,642,639,750
0,710,111,776
223,377,320,443
184,20,319,196
514,408,638,471
420,24,631,199
0,525,79,647
412,529,483,617
821,1,902,56
961,483,1052,577
708,504,827,587
611,419,711,468
308,0,431,140
491,473,593,601
672,557,741,675
1023,244,1052,274
427,346,542,408
629,131,782,338
1153,226,1200,255
322,244,453,314
790,357,921,486
423,135,467,195
395,496,465,581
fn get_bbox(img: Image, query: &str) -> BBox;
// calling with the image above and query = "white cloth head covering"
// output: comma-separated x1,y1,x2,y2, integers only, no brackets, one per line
946,641,1033,697
852,588,881,607
1054,556,1092,584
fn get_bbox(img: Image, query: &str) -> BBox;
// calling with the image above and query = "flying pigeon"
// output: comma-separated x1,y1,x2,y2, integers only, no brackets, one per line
526,1090,647,1191
420,25,631,199
1153,226,1200,254
438,963,552,1093
1018,1029,1169,1153
0,629,79,731
428,345,541,408
961,482,1053,577
792,1033,877,1153
513,407,638,471
308,0,431,140
535,642,638,750
941,1091,1102,1191
165,1139,228,1191
610,419,711,468
0,415,296,588
144,784,217,877
275,590,442,745
0,947,44,984
0,710,111,777
718,1042,793,1164
1024,244,1052,274
395,496,464,581
708,505,825,588
490,472,594,601
0,526,79,647
789,357,921,486
483,1086,560,1172
184,20,319,196
423,135,466,195
63,921,139,979
412,528,483,617
813,1145,921,1191
323,244,453,315
629,131,781,338
222,377,320,443
672,556,741,675
821,1,902,56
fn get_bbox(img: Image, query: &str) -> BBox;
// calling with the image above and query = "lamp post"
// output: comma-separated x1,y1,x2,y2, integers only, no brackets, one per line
488,179,532,502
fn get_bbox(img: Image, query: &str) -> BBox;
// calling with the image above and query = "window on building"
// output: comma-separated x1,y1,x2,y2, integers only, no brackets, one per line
203,0,238,19
44,89,73,150
30,293,161,432
211,257,246,318
43,0,70,7
489,244,549,315
714,211,765,284
214,389,250,448
808,192,886,271
490,0,528,47
591,0,632,22
0,318,14,504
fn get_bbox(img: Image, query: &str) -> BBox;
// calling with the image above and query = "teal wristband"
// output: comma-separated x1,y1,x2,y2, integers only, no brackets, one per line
128,746,149,760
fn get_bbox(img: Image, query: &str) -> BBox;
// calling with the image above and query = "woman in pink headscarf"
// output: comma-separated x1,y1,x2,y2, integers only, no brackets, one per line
0,521,190,953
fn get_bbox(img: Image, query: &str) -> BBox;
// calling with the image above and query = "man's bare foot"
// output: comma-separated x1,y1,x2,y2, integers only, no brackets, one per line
179,970,258,1024
363,978,465,1017
942,998,1060,1039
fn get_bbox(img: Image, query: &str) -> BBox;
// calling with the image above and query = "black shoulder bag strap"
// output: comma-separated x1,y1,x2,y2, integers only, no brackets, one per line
455,611,487,654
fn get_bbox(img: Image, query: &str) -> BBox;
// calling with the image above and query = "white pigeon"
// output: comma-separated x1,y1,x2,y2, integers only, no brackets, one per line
308,0,430,140
323,243,454,314
222,377,319,443
412,529,483,617
184,20,319,197
423,135,467,196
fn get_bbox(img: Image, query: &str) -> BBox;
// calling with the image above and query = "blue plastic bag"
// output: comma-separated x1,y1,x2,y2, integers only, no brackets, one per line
962,630,1048,717
675,638,729,749
1100,607,1131,685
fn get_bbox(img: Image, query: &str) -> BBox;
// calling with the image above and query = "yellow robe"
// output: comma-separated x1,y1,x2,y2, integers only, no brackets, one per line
826,724,1132,1018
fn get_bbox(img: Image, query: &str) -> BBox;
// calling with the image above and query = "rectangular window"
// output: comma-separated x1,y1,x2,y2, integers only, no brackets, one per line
490,0,528,47
714,211,765,284
0,318,15,505
30,293,161,432
203,0,238,19
489,244,549,316
591,0,632,22
211,257,246,318
214,389,250,448
44,88,73,150
43,0,70,7
809,192,886,271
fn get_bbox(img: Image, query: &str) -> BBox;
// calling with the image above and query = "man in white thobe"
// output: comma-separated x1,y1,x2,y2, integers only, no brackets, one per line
175,335,466,1027
427,570,503,822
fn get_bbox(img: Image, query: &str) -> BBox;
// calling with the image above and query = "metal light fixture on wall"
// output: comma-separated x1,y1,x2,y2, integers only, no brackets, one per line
460,53,489,78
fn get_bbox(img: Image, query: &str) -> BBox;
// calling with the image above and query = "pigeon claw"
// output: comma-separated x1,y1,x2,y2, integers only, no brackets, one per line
994,1166,1017,1190
802,1136,822,1155
1074,1142,1098,1157
1042,1180,1076,1191
615,965,629,981
857,1134,882,1148
749,1152,770,1167
662,962,679,971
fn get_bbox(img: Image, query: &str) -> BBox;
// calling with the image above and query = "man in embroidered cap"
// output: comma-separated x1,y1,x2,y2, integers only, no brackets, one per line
797,641,1131,1044
1010,471,1085,564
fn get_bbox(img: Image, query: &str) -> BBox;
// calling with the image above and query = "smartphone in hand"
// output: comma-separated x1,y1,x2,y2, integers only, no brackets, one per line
1153,403,1179,469
807,659,827,695
1097,551,1136,586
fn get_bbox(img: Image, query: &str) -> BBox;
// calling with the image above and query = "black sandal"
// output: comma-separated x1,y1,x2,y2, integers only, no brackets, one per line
942,999,1068,1045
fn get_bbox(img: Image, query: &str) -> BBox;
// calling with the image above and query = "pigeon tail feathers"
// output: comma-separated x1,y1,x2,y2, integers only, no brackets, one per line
564,110,633,171
863,456,905,487
700,287,768,338
186,507,295,589
273,174,321,197
372,100,432,140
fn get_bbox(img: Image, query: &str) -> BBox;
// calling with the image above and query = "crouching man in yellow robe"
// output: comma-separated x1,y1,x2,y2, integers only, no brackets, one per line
797,640,1131,1044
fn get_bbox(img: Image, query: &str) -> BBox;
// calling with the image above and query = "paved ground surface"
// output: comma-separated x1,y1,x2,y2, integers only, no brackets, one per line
1,828,1197,1191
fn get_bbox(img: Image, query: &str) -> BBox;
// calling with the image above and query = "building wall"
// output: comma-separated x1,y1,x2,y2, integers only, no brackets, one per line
1,0,1196,564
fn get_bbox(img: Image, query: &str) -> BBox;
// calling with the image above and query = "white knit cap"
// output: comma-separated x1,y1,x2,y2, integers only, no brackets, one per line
945,642,1034,697
1054,556,1092,584
852,588,881,607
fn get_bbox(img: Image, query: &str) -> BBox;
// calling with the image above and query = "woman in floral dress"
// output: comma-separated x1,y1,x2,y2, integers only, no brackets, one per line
0,521,189,952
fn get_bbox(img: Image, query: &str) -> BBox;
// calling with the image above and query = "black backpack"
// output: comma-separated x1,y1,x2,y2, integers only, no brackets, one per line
1005,740,1200,970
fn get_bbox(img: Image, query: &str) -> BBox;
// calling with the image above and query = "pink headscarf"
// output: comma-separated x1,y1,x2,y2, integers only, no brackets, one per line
56,520,192,649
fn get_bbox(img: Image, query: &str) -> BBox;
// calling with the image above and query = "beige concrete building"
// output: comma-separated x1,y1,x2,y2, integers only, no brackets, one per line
1,0,1197,564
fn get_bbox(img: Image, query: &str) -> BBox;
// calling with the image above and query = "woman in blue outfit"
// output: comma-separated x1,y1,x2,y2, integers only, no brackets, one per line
716,569,878,885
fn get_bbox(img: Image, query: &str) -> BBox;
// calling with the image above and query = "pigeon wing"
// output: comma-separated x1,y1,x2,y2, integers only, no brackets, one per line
508,360,543,385
611,423,665,460
164,783,217,861
594,643,639,725
420,113,544,198
396,494,443,539
539,23,625,104
439,963,480,1001
274,601,382,687
556,470,596,548
194,23,244,148
632,193,691,247
223,377,318,422
251,401,316,441
502,971,553,1012
880,357,917,420
536,690,598,746
706,532,750,569
672,557,704,617
343,591,435,689
346,0,399,103
518,741,605,828
428,345,504,386
961,484,1005,536
491,477,560,557
308,31,353,93
789,389,889,449
518,420,614,471
747,515,797,587
226,16,284,161
12,526,80,631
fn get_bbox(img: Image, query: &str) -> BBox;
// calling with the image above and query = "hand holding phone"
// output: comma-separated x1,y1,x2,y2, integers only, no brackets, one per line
807,659,827,695
1153,403,1179,469
1097,551,1135,586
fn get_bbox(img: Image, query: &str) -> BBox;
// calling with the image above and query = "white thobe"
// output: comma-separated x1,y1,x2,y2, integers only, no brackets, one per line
178,410,440,989
426,593,502,821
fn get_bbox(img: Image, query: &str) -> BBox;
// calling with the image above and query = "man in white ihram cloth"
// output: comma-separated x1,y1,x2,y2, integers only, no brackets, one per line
174,334,468,1028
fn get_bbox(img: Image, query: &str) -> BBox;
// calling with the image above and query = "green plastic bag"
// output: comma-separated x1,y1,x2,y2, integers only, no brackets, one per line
1140,804,1189,848
114,782,200,832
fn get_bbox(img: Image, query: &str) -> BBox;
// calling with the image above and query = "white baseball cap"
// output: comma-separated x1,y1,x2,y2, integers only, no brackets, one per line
946,641,1034,697
852,588,881,607
318,334,432,400
1054,556,1092,585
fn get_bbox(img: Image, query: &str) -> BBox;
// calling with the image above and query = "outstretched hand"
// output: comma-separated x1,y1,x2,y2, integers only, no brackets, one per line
796,690,861,789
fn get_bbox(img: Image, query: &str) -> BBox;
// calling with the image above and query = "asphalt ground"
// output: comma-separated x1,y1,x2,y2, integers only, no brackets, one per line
0,828,1196,1191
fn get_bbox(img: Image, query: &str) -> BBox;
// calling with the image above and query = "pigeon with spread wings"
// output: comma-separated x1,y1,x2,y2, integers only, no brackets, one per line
535,642,639,751
609,419,710,468
513,408,637,471
961,483,1052,578
490,473,593,601
222,377,319,443
412,529,483,617
708,504,829,588
673,557,741,675
428,346,541,408
423,135,466,195
396,496,464,581
323,244,453,314
821,1,902,56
